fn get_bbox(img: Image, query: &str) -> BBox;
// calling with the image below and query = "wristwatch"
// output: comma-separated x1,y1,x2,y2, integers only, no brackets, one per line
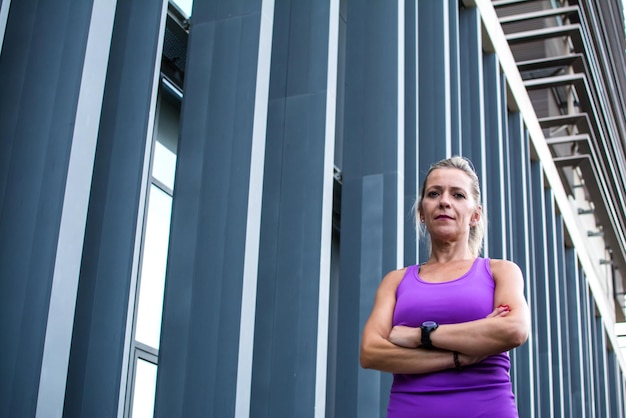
420,320,439,349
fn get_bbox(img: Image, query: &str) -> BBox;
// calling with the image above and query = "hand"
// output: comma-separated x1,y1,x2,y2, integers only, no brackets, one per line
388,325,420,348
487,304,511,318
457,352,487,367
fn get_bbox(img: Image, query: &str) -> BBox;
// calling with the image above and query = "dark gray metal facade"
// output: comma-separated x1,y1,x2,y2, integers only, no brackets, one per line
64,0,167,417
336,1,401,416
154,1,271,416
0,0,625,417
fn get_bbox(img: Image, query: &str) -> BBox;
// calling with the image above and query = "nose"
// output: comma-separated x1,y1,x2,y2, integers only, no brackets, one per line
439,193,451,208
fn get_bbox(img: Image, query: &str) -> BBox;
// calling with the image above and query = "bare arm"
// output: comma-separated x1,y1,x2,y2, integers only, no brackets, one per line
359,269,485,374
387,259,530,357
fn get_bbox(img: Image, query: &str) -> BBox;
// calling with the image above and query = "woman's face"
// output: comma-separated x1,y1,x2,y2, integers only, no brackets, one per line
419,168,481,242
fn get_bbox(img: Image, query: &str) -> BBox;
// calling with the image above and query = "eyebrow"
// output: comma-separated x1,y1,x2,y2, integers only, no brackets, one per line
426,185,468,192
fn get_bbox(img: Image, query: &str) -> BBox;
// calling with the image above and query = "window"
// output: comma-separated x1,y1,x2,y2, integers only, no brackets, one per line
126,82,181,417
171,0,193,18
131,359,158,418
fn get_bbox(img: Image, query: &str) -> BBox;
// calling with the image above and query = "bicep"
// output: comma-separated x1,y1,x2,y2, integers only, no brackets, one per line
362,270,404,341
491,260,530,322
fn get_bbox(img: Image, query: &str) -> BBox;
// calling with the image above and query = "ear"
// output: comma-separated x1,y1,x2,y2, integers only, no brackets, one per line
470,205,482,226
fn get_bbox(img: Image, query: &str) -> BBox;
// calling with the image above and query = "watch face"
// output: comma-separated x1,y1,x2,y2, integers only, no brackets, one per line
421,320,438,349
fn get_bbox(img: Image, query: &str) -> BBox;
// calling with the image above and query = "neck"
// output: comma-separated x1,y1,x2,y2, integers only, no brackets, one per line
427,241,473,264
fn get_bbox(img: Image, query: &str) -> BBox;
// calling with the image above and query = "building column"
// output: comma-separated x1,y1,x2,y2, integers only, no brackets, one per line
335,1,403,417
404,0,418,266
506,112,536,418
483,53,507,259
0,0,115,416
63,1,167,417
250,1,338,417
154,1,274,416
417,0,454,171
459,6,485,181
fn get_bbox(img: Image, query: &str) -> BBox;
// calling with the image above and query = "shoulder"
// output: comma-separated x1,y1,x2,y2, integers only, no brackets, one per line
488,258,524,282
488,258,520,271
378,266,410,293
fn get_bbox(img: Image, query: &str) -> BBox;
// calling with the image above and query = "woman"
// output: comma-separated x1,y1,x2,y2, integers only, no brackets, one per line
360,156,530,417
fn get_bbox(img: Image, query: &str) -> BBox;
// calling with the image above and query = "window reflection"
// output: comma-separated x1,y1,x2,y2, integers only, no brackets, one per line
131,359,158,418
153,138,177,190
153,95,178,189
135,185,172,348
172,0,193,17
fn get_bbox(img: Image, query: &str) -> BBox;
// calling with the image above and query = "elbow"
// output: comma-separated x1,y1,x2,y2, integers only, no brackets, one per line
510,329,528,348
506,322,529,349
359,339,380,369
360,346,374,369
360,355,372,369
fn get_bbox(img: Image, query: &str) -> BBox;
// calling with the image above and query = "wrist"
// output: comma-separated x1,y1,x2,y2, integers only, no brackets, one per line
453,351,463,371
420,321,439,349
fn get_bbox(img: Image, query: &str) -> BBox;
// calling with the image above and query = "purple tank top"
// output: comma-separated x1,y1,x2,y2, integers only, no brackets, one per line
388,257,519,418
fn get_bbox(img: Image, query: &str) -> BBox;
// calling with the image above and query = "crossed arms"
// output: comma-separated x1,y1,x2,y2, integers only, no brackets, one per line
359,259,530,374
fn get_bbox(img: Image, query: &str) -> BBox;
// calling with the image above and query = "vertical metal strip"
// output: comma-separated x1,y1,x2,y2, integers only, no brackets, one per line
35,0,117,416
0,0,10,52
396,0,405,270
314,1,339,416
235,0,274,415
117,1,169,416
443,0,451,155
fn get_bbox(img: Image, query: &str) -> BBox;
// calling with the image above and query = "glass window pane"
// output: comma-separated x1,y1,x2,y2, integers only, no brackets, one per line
152,141,177,190
131,359,157,418
135,185,172,348
172,0,193,17
153,95,179,189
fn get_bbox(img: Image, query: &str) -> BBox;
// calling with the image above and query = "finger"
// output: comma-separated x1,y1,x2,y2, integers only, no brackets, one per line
487,305,511,318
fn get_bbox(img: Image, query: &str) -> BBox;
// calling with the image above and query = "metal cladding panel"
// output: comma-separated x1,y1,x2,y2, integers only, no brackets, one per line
505,112,535,418
578,272,596,416
530,160,555,417
554,215,574,417
416,0,450,175
415,0,453,264
544,189,566,417
448,2,461,156
483,53,506,259
252,0,332,410
403,0,418,267
0,1,94,416
609,355,626,418
336,1,400,416
459,6,484,168
592,313,609,416
154,1,266,417
565,248,585,417
63,0,166,416
254,93,328,417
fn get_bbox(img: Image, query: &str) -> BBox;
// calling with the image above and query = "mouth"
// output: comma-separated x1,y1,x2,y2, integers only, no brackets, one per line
435,215,453,220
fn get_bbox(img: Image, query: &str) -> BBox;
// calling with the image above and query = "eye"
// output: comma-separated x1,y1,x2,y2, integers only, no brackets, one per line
427,191,439,198
453,192,466,199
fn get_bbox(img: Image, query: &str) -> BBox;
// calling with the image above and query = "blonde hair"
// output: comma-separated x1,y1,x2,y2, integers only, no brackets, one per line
416,156,486,257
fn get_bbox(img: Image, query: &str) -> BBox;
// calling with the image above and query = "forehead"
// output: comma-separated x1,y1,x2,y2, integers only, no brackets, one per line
425,168,473,189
